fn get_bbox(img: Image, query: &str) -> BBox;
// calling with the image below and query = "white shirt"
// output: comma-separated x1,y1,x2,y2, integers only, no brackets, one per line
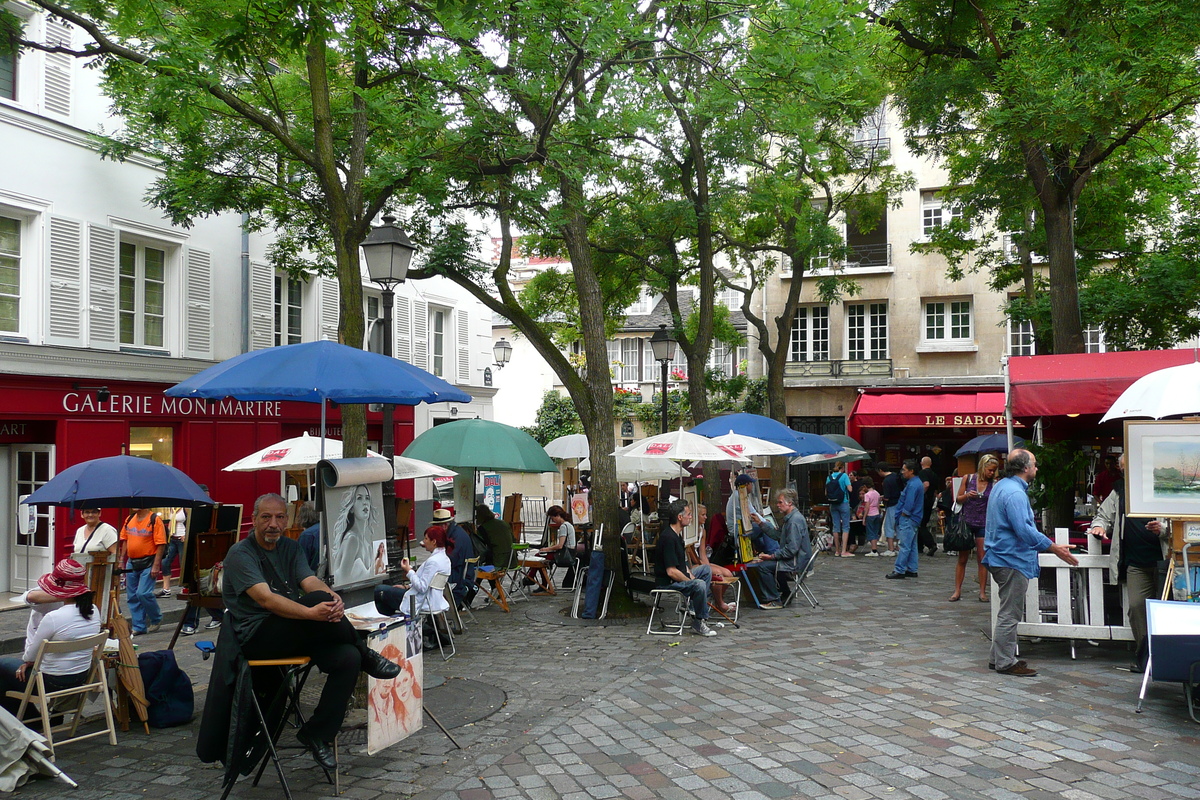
173,508,187,540
404,548,451,615
72,522,119,554
22,603,101,676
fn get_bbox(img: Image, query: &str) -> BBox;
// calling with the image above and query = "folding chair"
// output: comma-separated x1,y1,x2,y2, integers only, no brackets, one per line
446,557,478,633
783,547,821,609
646,588,693,635
8,630,117,759
219,656,337,800
416,572,456,661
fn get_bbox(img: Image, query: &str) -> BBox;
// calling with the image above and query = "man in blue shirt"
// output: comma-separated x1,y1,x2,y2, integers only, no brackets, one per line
886,460,925,579
983,449,1077,676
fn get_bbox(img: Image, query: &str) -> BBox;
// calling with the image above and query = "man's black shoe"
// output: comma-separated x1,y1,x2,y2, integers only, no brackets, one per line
927,548,938,556
362,649,401,680
905,571,919,578
297,728,336,771
885,572,905,580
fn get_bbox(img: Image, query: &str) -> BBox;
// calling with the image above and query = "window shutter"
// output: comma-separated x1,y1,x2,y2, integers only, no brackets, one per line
46,215,83,346
248,260,274,350
183,246,212,358
456,309,470,383
394,294,412,362
85,224,118,350
42,20,72,118
319,277,340,341
411,298,428,370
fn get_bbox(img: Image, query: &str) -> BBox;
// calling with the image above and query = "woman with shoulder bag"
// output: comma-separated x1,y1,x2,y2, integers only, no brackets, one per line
950,453,999,602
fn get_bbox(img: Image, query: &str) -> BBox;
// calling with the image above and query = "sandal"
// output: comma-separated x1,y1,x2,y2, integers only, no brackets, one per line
978,595,988,603
947,595,961,602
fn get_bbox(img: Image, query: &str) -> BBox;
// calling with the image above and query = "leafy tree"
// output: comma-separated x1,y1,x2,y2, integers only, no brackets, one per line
11,0,454,456
522,391,582,447
870,0,1200,353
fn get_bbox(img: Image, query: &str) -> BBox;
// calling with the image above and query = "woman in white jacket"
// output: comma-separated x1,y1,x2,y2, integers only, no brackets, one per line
373,526,452,617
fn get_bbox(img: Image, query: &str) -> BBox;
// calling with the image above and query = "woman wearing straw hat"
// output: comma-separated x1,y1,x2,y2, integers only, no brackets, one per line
0,559,102,714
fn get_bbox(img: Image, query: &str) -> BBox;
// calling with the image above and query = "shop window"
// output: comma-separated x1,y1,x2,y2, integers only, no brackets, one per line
847,302,888,360
119,241,167,348
0,216,20,333
1008,317,1035,356
790,306,829,362
919,298,974,351
274,274,303,346
129,427,174,466
430,306,449,377
921,190,962,236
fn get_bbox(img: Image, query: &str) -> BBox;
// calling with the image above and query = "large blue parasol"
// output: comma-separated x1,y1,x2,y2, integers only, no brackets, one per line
689,413,840,456
955,433,1023,458
22,455,213,509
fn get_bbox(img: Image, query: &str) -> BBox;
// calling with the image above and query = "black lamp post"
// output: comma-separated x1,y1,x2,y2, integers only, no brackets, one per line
361,215,417,556
649,324,677,434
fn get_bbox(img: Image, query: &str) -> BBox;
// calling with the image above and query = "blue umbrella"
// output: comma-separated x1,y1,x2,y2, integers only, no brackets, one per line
22,455,213,509
165,340,471,405
689,413,840,456
955,433,1023,458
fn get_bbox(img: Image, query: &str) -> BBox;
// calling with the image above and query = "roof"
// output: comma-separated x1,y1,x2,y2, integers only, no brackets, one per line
622,292,747,333
1008,348,1199,417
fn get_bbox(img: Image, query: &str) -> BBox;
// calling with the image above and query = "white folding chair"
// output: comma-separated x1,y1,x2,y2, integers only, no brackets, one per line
8,630,117,758
414,572,456,661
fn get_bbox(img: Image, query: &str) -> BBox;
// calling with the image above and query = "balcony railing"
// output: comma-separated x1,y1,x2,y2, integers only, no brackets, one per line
809,242,892,270
784,358,892,380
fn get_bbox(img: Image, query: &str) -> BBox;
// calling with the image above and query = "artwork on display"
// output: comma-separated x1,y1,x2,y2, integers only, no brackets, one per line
1125,421,1200,517
366,618,423,754
319,457,395,590
372,539,389,576
570,490,590,526
482,473,502,515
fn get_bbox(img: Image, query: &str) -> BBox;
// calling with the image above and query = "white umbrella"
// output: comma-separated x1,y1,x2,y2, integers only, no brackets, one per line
708,430,798,457
579,455,681,482
543,433,590,460
614,428,750,463
223,433,382,472
1100,360,1200,422
791,447,869,466
393,456,457,481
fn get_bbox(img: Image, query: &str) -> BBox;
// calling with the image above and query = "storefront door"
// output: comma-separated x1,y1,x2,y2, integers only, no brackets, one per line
11,445,55,592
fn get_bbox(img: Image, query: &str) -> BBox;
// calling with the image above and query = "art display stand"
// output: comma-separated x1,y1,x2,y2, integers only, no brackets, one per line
168,504,242,651
1137,599,1200,722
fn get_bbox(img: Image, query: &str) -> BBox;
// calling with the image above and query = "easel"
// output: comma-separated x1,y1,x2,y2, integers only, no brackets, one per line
728,482,765,608
168,504,241,650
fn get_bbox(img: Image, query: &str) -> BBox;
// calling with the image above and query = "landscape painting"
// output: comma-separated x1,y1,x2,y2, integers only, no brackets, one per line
1126,421,1200,517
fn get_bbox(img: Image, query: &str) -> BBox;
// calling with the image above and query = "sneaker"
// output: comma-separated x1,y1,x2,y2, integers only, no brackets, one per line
759,601,782,609
690,620,717,637
996,663,1038,677
155,589,171,598
205,619,222,630
145,623,162,634
180,625,197,636
864,551,880,557
884,550,897,557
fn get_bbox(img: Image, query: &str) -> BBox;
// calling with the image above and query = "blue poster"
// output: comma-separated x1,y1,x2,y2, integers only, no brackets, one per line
483,473,501,515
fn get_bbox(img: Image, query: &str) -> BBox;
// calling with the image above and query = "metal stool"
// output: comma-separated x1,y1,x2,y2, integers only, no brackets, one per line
646,588,692,635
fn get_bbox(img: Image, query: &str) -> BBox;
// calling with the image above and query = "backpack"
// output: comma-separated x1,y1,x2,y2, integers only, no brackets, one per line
467,526,491,568
138,649,194,728
825,474,846,504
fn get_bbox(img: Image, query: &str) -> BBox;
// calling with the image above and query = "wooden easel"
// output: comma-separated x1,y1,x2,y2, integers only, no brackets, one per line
167,504,241,650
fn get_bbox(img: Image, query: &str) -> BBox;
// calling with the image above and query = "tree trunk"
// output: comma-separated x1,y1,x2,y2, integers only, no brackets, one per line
1039,192,1085,354
332,226,367,457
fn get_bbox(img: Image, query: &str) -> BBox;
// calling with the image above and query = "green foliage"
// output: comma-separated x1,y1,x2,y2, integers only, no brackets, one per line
522,391,583,446
741,377,769,416
1027,440,1089,514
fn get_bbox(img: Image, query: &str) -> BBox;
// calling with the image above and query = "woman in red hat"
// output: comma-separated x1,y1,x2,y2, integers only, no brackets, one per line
0,559,102,714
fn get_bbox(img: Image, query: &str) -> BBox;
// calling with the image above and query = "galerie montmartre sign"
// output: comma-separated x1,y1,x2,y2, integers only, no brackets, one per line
61,391,283,418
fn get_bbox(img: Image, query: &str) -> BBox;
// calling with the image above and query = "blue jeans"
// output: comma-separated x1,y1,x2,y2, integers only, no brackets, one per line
749,562,793,603
163,538,184,576
667,564,712,621
829,502,850,534
126,566,161,633
865,514,883,542
894,516,919,575
0,656,89,715
883,506,897,539
183,605,223,629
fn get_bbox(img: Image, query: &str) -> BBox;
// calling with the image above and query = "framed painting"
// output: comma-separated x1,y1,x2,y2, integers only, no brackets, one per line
1125,420,1200,517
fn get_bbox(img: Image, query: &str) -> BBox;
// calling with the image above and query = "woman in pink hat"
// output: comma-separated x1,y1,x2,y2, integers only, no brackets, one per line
0,559,102,714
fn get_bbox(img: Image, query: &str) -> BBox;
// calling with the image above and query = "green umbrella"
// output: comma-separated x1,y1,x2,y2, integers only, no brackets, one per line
401,419,559,473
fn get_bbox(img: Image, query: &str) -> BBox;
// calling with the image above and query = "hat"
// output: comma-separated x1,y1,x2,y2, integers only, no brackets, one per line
38,559,89,600
734,474,756,487
432,509,453,523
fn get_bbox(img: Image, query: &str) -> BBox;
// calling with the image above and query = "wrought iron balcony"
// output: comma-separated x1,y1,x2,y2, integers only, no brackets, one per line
809,242,892,270
784,358,892,380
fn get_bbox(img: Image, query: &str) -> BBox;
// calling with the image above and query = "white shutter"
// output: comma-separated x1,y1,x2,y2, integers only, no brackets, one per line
183,247,212,358
46,215,83,346
248,261,274,350
42,20,73,118
86,224,118,350
394,294,412,362
319,277,339,341
456,309,470,383
411,298,428,370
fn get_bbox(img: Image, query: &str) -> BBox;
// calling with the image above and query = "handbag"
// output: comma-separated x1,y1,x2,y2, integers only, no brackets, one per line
552,546,574,568
943,513,975,552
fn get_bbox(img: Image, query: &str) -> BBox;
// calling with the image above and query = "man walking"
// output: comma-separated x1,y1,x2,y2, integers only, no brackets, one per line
654,499,716,637
119,508,167,635
886,460,924,580
984,449,1078,676
918,456,939,555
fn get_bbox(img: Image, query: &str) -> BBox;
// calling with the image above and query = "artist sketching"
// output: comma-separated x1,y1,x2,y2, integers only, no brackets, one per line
331,484,376,584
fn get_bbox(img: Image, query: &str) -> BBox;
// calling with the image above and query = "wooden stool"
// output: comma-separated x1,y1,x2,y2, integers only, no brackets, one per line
476,568,510,612
519,557,556,596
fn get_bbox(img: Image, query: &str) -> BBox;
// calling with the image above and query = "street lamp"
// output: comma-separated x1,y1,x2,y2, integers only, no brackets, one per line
362,215,417,557
493,337,512,369
649,324,677,434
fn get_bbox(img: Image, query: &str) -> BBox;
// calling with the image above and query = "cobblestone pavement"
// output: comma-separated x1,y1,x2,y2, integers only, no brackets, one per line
11,552,1200,800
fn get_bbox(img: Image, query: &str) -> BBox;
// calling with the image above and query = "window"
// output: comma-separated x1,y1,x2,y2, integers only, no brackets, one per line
845,198,889,267
790,306,829,362
1008,317,1035,356
430,307,448,377
625,292,654,316
274,275,302,345
0,49,14,101
129,427,173,466
1084,324,1108,354
119,242,166,347
0,216,20,332
924,300,972,342
717,285,741,310
847,302,888,360
707,342,749,377
921,190,962,236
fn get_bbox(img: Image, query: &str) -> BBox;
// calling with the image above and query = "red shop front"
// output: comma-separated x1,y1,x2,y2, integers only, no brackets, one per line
0,374,414,591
